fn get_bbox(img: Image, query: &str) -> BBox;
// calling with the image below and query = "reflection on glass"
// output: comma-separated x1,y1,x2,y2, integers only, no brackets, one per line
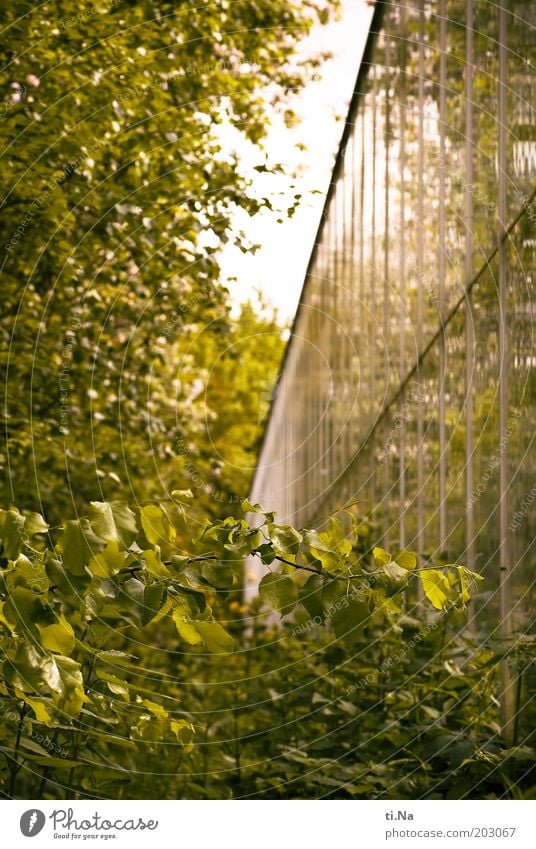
249,0,535,735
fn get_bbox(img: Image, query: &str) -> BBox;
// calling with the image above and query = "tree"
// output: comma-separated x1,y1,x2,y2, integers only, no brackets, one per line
0,0,335,521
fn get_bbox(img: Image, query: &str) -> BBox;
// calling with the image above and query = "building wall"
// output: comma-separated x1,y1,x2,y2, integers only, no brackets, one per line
249,0,535,667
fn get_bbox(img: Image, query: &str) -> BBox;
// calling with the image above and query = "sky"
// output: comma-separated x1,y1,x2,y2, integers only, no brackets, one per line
218,0,374,322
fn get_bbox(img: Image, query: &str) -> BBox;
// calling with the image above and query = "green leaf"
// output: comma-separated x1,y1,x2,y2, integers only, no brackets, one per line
140,504,175,545
142,584,167,626
259,572,298,615
45,552,91,598
395,550,417,570
54,656,86,717
95,650,138,668
171,489,193,501
323,517,346,545
7,553,49,593
257,543,276,564
21,695,54,726
30,756,83,769
267,523,302,556
105,676,130,701
89,541,125,579
41,656,63,694
299,573,325,620
24,512,50,538
171,719,195,749
88,501,138,549
457,566,470,604
142,548,171,578
383,561,410,589
420,569,450,610
120,577,146,626
240,498,261,513
331,598,370,647
61,519,104,575
172,607,204,646
37,615,75,655
199,560,234,588
18,737,52,757
194,620,234,654
4,644,46,692
372,546,391,565
140,698,168,719
0,508,26,559
3,586,42,635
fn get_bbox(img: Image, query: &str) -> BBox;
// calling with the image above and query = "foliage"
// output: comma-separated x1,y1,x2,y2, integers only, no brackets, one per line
175,623,535,800
0,0,332,522
173,300,286,530
0,495,497,798
1,0,533,805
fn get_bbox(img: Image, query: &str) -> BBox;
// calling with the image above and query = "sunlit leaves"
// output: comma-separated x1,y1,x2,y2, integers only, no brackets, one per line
172,607,204,646
267,523,302,557
89,542,125,579
20,694,54,727
193,621,234,654
171,719,195,752
142,548,171,579
54,656,86,717
395,550,417,570
88,502,138,550
383,561,410,592
140,504,175,546
37,616,75,655
419,569,451,610
24,512,49,539
171,605,234,653
0,497,482,800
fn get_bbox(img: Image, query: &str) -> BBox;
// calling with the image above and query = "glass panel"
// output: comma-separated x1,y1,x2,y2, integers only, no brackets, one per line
471,261,501,625
507,3,536,218
421,342,441,559
506,220,536,633
472,0,499,263
445,305,468,560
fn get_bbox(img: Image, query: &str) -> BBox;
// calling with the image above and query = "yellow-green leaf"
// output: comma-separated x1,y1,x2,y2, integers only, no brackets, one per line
420,569,450,610
143,548,171,578
141,504,175,545
372,546,391,565
89,541,125,579
37,615,75,655
395,550,417,570
140,698,168,719
194,621,234,654
172,608,203,646
21,695,54,727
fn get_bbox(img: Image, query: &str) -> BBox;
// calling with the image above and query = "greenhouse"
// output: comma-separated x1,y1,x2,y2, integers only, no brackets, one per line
249,0,535,742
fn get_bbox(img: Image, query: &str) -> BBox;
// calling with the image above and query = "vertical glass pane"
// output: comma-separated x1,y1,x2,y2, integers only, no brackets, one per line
507,4,536,217
472,0,499,263
445,306,468,559
421,342,441,559
471,261,501,624
506,221,536,632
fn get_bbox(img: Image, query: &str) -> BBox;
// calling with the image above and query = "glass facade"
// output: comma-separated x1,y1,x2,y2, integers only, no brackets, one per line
249,1,535,734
